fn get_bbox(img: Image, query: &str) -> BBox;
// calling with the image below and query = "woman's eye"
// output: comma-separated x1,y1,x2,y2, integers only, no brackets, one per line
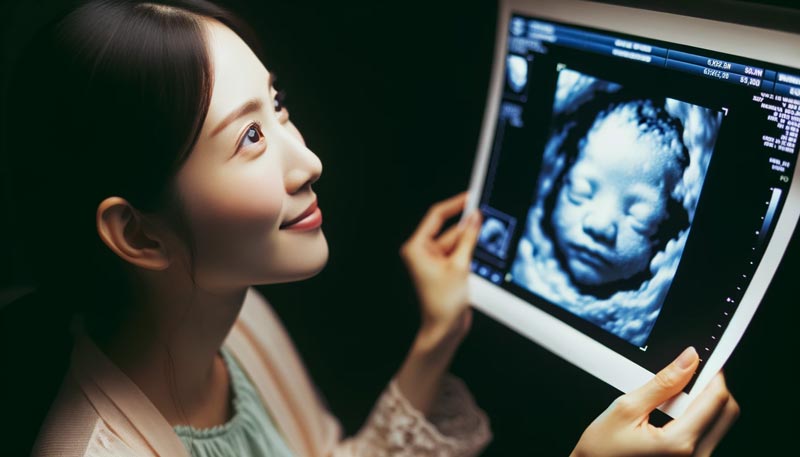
273,90,286,112
238,122,264,150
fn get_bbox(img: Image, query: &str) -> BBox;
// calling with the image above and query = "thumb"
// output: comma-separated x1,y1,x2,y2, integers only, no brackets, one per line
453,210,482,269
621,347,699,418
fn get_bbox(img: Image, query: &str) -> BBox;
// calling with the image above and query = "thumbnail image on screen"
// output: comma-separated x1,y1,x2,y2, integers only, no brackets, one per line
510,69,723,346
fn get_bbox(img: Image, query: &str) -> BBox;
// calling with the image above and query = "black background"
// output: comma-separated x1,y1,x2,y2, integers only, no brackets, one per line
2,0,799,455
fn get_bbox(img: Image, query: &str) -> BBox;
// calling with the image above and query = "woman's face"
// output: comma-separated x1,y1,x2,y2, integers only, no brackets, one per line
551,111,675,289
170,20,327,291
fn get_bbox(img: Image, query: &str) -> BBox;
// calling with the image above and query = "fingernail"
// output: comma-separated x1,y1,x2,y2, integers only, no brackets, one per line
676,346,697,369
471,211,482,227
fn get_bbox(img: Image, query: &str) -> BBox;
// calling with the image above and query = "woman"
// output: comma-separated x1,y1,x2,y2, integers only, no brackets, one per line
3,1,738,455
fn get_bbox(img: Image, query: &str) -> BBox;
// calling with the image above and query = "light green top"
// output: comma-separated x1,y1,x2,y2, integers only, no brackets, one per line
173,348,295,457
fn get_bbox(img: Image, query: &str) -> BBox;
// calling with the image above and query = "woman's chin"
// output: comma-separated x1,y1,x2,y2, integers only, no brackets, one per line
293,252,330,281
266,238,330,284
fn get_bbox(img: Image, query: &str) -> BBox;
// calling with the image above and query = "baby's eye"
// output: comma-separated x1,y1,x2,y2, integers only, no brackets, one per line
566,177,593,203
238,122,264,151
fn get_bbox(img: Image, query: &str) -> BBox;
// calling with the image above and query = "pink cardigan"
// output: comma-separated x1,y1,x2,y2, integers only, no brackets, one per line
32,289,492,456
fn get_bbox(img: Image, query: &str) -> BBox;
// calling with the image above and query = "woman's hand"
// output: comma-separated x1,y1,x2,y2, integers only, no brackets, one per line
400,191,482,347
572,347,739,457
395,191,482,415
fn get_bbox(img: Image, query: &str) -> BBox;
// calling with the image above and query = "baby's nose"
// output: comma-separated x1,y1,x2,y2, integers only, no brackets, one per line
582,209,617,245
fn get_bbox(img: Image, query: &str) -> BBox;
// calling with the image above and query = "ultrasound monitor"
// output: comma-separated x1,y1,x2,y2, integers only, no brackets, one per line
466,0,800,416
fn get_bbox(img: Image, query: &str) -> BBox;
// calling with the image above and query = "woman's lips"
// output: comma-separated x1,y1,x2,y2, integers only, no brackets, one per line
280,200,322,231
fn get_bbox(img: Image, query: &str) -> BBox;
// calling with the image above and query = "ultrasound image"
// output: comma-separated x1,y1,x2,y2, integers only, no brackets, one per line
511,69,723,346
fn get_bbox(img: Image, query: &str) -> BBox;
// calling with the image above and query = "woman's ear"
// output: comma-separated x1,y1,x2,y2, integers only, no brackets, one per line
96,196,170,271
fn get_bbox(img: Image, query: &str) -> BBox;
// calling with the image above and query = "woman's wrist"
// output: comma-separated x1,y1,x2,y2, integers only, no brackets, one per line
415,316,467,358
394,318,467,416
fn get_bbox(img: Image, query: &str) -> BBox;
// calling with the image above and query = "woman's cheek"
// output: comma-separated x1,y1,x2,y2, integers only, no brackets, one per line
182,164,286,243
181,167,287,287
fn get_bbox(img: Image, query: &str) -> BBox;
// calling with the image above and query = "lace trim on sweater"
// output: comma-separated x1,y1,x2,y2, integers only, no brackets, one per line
338,374,492,457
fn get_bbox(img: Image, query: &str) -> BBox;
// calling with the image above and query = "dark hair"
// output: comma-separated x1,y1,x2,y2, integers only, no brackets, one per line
542,91,691,296
3,0,262,344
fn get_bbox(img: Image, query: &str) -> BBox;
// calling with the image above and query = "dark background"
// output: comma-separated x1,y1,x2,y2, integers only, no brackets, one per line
2,0,799,455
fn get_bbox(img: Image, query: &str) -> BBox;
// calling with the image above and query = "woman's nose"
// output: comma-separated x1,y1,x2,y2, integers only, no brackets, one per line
284,140,323,194
582,207,617,246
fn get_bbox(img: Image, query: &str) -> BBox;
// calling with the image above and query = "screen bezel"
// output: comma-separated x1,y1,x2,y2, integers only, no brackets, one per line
465,0,800,417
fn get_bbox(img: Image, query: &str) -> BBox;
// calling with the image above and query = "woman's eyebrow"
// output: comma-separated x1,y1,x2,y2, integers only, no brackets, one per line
210,73,274,138
210,98,262,138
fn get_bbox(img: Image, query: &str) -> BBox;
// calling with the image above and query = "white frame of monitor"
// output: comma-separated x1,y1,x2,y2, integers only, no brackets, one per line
465,0,800,417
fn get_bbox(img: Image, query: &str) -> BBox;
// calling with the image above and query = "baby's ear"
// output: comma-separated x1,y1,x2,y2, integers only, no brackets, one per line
96,196,170,271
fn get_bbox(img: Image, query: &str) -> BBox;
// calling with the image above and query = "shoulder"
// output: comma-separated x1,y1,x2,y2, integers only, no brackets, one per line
31,371,138,457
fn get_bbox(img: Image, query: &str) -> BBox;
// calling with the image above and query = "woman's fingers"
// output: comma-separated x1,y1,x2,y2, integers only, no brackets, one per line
572,351,738,456
618,347,699,419
435,222,464,254
411,192,468,240
693,376,740,457
435,209,483,252
452,211,482,270
665,372,732,442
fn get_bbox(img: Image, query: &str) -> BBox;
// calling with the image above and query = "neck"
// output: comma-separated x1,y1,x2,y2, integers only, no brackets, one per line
99,271,248,427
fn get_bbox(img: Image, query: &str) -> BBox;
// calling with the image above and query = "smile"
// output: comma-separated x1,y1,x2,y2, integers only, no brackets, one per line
280,199,323,231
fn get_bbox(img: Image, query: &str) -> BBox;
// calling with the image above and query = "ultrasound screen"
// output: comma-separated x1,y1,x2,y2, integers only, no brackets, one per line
473,13,800,373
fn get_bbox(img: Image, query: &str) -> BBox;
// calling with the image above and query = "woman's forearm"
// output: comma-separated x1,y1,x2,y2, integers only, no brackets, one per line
394,193,481,416
394,322,465,416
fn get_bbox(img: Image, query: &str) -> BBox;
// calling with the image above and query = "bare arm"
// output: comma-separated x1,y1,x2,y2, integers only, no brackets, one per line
396,192,481,414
